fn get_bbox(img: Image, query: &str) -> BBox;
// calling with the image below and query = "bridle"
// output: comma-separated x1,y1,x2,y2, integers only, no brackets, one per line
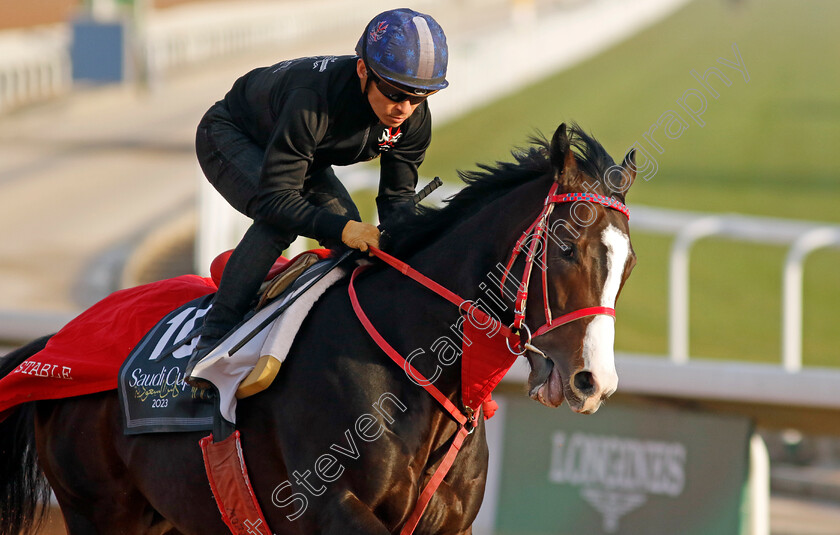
347,180,630,535
500,182,630,355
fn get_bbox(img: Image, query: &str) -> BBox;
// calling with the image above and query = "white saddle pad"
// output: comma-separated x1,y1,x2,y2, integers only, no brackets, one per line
191,261,347,423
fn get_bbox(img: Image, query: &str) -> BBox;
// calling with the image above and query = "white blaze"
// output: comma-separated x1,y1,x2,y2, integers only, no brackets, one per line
581,225,629,394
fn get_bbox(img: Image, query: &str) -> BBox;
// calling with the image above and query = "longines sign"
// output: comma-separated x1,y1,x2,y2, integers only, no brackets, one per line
494,398,752,535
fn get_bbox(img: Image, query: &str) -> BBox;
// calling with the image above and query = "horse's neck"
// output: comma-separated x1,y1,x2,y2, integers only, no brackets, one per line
365,176,551,395
409,176,551,302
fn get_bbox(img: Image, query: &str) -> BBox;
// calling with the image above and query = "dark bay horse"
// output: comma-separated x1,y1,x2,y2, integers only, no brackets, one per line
0,123,636,535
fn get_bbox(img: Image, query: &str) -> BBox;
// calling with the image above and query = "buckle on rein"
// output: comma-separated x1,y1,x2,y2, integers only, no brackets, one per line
464,406,478,434
458,299,534,358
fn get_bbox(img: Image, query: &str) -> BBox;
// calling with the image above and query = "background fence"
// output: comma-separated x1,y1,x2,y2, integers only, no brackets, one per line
0,26,70,113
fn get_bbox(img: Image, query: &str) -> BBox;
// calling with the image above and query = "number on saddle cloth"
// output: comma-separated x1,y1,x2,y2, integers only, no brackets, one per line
118,292,217,435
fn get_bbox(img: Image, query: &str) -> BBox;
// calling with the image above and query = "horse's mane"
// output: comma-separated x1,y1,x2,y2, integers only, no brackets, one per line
383,124,619,257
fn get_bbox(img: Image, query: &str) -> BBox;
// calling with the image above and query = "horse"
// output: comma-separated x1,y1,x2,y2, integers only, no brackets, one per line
0,123,636,535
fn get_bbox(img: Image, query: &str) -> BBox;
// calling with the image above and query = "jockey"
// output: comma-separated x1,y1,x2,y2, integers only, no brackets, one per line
185,8,449,384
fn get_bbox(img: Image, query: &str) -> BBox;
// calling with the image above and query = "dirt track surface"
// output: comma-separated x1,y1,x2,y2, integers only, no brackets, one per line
0,0,510,316
0,1,77,31
0,33,358,314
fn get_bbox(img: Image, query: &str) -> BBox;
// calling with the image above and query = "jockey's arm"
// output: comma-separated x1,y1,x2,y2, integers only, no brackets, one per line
254,88,352,244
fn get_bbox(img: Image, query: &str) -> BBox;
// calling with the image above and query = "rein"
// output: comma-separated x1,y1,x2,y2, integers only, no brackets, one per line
348,261,474,535
347,183,630,534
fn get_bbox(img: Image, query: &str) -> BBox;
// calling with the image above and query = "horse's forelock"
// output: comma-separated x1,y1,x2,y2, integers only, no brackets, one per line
555,124,623,200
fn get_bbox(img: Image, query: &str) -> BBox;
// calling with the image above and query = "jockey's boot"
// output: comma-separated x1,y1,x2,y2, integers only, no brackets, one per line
184,336,219,389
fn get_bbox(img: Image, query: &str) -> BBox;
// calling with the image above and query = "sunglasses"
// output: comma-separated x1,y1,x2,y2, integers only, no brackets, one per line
369,73,434,105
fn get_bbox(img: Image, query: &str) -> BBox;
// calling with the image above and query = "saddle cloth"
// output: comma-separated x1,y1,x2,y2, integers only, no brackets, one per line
0,275,217,424
119,256,346,432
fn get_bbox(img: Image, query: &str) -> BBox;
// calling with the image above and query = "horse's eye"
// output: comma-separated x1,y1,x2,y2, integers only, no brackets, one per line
556,242,575,259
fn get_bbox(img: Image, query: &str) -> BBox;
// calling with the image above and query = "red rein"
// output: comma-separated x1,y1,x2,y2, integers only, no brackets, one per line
348,185,630,534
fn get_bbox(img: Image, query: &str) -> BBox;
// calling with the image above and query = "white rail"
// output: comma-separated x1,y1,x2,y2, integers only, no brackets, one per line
626,206,840,370
667,216,724,364
200,177,840,375
782,228,840,372
0,26,71,113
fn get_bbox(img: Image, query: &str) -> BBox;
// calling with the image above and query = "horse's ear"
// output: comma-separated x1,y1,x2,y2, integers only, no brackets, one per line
621,149,637,191
606,149,637,202
550,123,578,183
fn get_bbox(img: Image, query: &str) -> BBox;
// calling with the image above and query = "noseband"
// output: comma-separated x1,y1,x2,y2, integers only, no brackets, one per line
500,183,630,354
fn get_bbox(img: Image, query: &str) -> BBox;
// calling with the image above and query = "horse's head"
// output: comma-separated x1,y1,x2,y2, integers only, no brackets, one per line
379,123,636,414
519,123,636,414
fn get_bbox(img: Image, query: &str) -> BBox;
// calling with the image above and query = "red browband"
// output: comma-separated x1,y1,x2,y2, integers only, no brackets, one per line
546,192,630,219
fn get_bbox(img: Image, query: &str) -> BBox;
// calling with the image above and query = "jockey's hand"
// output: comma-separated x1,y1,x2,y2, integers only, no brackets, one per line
341,220,380,252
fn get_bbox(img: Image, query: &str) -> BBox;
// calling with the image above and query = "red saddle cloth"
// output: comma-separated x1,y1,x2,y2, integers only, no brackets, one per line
0,275,218,422
0,249,333,423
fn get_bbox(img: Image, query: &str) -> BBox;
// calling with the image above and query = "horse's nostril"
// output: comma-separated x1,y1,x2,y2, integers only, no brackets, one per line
573,371,596,395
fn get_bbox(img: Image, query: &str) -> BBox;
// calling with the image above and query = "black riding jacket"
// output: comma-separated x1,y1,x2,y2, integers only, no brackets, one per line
220,54,431,242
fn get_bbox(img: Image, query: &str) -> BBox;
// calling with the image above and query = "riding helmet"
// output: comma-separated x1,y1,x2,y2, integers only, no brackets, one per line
356,9,449,94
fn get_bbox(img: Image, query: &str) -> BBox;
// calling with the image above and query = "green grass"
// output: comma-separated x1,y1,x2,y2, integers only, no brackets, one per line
411,0,839,366
423,0,840,222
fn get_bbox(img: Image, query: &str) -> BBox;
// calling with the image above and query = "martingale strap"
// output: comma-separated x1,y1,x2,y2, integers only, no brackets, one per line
348,264,468,427
348,263,473,535
349,247,526,535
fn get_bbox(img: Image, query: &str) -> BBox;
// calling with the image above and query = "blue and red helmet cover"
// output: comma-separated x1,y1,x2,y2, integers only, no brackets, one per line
356,8,449,92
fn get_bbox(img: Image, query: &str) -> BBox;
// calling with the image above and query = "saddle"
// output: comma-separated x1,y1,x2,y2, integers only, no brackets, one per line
210,248,331,302
246,249,330,396
256,250,326,310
